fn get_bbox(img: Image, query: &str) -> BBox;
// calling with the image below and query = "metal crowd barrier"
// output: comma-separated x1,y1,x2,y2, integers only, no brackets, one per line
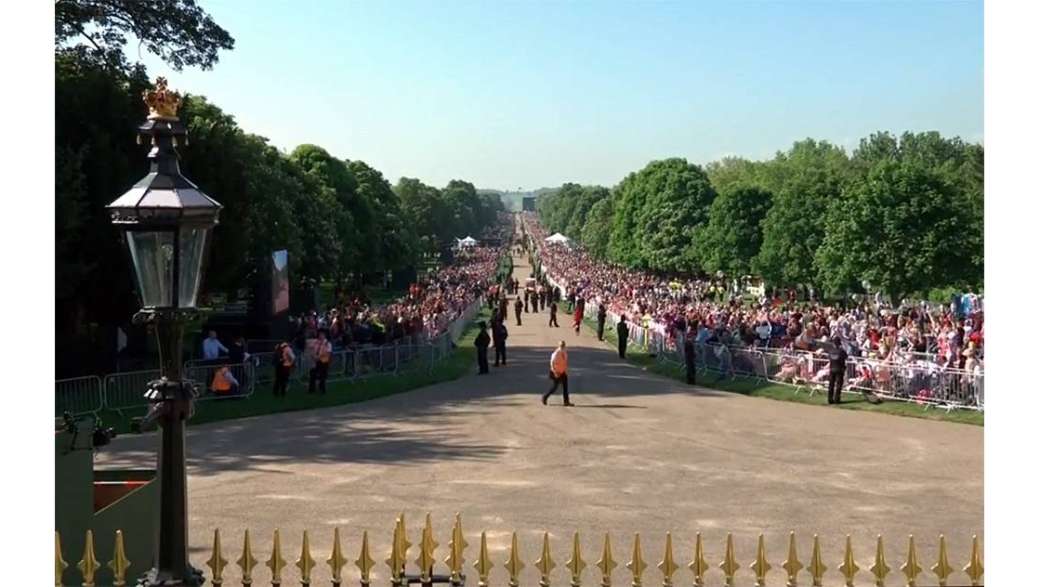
56,299,484,414
55,376,104,417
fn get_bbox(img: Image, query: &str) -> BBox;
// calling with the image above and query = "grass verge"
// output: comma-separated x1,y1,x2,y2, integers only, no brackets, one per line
567,308,983,427
96,307,491,434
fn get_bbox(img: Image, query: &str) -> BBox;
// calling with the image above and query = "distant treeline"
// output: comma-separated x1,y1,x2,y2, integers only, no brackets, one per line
536,134,983,302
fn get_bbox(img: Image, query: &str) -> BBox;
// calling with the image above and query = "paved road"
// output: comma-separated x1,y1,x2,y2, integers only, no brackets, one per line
98,255,983,586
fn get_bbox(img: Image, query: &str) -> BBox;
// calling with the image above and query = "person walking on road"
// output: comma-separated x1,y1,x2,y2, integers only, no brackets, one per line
514,297,524,326
549,300,559,327
596,302,607,341
492,318,508,366
616,315,630,359
542,341,572,406
573,296,584,335
474,321,491,374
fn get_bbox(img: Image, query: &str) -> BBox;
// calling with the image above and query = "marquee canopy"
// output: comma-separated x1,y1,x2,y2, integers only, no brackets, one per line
544,233,571,245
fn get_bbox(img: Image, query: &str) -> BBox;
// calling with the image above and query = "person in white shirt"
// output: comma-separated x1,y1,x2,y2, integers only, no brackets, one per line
202,331,228,361
308,330,334,394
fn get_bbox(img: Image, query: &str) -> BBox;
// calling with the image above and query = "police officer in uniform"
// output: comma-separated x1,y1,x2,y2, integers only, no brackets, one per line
826,336,849,404
616,315,630,359
474,321,491,374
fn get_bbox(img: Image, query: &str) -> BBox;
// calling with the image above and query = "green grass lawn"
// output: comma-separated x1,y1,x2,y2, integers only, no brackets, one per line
569,308,983,427
96,308,491,435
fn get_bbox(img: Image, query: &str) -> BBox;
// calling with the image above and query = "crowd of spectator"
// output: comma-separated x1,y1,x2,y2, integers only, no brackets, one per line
289,245,505,351
523,214,983,376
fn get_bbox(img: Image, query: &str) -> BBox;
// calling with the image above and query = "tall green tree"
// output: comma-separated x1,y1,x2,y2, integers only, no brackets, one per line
56,0,235,71
349,160,418,272
565,186,610,239
696,185,773,275
289,145,364,280
754,140,851,286
815,160,977,301
609,158,716,271
580,197,614,259
395,177,453,250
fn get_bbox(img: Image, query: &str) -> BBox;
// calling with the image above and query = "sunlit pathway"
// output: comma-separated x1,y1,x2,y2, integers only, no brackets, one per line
98,255,982,586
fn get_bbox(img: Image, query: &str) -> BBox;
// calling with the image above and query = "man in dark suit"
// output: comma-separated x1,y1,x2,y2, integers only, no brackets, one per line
825,336,849,404
683,329,697,385
514,297,524,326
616,315,630,359
596,303,608,341
549,300,559,327
474,322,491,374
492,319,508,366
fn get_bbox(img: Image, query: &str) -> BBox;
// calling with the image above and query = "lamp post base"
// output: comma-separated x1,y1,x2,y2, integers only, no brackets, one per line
136,565,205,586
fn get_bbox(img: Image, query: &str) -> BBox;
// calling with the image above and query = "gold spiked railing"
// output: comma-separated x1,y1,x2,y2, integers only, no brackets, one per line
55,516,983,586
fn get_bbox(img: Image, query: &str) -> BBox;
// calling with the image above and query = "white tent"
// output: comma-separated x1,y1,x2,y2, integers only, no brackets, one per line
544,233,571,246
457,236,478,247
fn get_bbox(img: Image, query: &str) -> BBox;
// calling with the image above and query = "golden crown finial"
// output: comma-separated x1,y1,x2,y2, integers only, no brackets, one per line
417,513,439,581
143,77,182,120
446,514,468,583
566,532,587,587
474,531,494,587
329,528,349,586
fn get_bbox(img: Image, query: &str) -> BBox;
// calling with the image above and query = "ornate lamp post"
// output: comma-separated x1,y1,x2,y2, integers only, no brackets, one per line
106,77,222,586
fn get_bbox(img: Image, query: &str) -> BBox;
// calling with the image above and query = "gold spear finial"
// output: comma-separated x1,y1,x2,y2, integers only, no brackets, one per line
626,533,647,587
266,529,288,586
205,529,227,586
807,535,826,587
237,530,259,585
750,534,771,587
387,518,404,583
474,531,494,587
838,535,859,587
354,530,376,586
506,531,525,587
566,532,587,587
417,513,440,581
782,532,803,587
900,535,922,587
596,533,618,587
108,530,132,587
296,530,317,586
719,533,739,587
962,535,983,586
869,535,891,587
658,532,679,587
536,532,557,587
687,533,709,587
931,535,953,587
445,513,469,583
78,529,100,587
328,528,348,586
399,514,413,562
56,531,68,587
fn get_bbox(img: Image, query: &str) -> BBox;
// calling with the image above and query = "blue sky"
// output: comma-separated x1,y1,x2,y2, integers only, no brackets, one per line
129,0,983,190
